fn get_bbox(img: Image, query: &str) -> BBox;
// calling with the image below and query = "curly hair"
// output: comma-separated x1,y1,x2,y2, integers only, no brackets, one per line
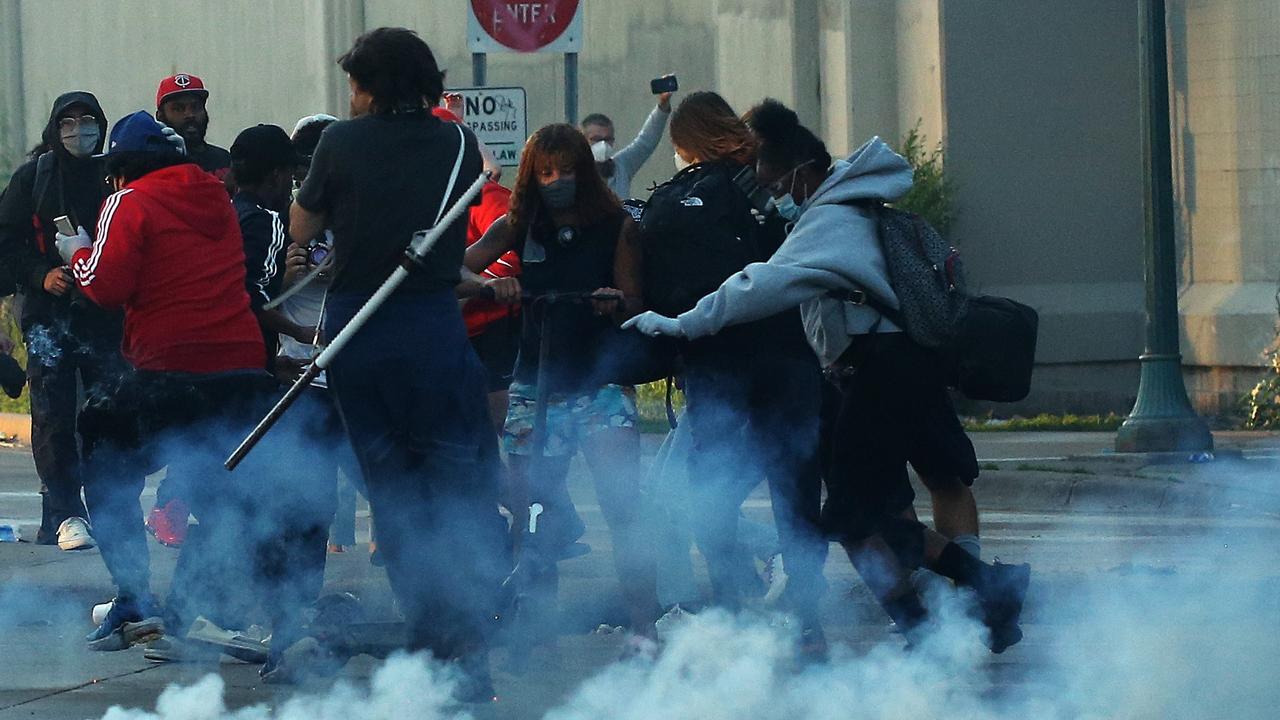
338,27,444,113
507,123,620,239
743,98,831,172
669,91,756,166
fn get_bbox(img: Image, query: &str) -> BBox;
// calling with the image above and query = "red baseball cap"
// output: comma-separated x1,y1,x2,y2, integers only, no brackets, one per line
156,73,209,108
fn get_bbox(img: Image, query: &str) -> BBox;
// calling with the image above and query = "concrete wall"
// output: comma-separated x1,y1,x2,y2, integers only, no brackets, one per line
1,0,1276,416
1167,0,1280,410
940,0,1148,413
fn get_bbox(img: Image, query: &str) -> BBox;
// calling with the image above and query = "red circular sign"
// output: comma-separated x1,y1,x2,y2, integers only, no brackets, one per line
471,0,580,52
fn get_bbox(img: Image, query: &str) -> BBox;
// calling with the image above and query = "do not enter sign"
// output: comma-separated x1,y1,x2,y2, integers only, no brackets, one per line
467,0,583,53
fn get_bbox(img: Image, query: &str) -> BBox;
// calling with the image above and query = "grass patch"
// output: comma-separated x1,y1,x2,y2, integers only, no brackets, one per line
636,381,684,433
963,413,1125,432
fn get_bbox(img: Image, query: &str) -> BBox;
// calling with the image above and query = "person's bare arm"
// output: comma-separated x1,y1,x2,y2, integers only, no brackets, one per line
463,214,515,273
289,203,326,247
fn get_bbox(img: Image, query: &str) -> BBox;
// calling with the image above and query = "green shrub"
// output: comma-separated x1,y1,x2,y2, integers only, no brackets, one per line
0,298,28,414
893,120,956,239
1243,349,1280,429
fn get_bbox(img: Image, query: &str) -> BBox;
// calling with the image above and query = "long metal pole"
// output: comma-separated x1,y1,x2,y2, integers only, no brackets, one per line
225,170,492,470
1115,0,1212,453
564,52,579,124
472,52,487,87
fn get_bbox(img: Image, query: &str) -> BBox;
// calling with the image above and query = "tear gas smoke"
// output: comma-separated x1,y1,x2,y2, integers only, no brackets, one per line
98,653,473,720
93,527,1280,720
24,321,65,367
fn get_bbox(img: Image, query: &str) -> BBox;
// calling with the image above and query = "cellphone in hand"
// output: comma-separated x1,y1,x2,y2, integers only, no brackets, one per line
54,215,76,236
650,75,678,95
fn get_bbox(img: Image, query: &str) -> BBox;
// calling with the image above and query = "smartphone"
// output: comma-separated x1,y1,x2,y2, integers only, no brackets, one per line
54,215,75,236
650,75,678,95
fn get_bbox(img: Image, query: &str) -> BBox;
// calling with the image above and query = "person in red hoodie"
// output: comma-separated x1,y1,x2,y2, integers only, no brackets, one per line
57,112,322,667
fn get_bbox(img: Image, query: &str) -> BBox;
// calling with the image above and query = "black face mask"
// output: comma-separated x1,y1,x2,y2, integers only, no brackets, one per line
538,178,577,210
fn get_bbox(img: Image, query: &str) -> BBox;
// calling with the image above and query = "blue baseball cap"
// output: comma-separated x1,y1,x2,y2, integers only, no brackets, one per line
97,110,180,157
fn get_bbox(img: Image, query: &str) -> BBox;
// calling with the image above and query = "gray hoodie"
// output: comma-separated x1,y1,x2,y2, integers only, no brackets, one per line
675,136,913,367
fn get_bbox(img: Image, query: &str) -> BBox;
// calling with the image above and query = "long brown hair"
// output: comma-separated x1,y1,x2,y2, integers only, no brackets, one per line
669,91,757,165
507,123,620,239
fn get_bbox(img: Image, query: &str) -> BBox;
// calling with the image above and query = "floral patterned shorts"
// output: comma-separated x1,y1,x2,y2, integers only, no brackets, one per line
502,383,637,457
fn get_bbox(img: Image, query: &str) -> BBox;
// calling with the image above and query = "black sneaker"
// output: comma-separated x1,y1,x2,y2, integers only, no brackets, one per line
978,560,1030,653
86,597,164,651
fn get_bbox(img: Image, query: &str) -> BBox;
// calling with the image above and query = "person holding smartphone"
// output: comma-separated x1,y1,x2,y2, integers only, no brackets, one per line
581,75,676,198
0,91,122,552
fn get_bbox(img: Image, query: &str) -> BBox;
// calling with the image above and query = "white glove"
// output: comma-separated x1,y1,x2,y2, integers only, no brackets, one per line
160,125,187,155
55,225,92,264
621,311,685,338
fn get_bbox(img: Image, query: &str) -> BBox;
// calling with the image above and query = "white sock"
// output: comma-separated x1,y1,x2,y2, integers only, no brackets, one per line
951,534,981,559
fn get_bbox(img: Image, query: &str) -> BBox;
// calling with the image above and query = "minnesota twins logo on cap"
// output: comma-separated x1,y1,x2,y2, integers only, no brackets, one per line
156,73,208,107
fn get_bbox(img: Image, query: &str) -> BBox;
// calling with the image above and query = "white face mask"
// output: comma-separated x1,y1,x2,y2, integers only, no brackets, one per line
674,153,693,173
591,140,613,163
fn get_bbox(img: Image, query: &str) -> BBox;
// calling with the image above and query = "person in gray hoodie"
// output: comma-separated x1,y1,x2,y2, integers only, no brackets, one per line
625,99,1029,652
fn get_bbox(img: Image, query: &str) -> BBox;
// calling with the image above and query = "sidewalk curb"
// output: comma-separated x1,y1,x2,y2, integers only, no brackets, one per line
0,412,30,446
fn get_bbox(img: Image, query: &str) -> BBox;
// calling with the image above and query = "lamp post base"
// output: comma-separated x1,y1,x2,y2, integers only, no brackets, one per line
1115,353,1213,453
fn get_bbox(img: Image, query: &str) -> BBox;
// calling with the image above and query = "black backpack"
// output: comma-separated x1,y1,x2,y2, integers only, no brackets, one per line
639,163,768,317
852,202,1039,403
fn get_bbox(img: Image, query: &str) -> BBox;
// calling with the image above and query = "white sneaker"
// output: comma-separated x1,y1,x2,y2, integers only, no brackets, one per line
762,553,788,606
654,604,695,641
91,600,114,625
57,517,94,551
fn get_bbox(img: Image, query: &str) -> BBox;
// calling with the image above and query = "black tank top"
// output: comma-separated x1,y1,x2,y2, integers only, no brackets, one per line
513,211,624,393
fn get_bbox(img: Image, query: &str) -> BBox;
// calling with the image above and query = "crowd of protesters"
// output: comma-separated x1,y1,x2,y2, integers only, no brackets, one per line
0,25,1030,701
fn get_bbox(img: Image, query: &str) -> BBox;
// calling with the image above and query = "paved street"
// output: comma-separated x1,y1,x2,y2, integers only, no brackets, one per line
1,431,1278,719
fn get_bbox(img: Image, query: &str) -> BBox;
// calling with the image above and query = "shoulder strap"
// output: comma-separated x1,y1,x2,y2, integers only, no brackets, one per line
434,124,467,227
31,152,57,217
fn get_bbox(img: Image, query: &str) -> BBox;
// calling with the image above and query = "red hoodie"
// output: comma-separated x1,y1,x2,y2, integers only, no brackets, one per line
463,181,521,337
70,164,265,373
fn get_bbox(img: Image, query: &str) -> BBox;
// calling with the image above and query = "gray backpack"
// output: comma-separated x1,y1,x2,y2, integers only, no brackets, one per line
856,201,968,348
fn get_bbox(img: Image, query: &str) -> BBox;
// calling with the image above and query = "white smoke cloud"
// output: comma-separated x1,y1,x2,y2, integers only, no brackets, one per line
98,653,473,720
91,530,1280,720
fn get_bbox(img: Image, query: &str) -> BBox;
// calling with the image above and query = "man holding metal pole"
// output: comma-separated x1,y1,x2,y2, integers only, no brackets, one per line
286,26,515,702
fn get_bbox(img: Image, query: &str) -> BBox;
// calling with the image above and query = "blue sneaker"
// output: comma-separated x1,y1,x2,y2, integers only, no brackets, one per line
86,596,164,651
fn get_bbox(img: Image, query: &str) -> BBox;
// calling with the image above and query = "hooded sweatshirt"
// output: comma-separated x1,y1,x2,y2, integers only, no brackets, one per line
69,163,265,373
0,91,119,334
675,137,913,367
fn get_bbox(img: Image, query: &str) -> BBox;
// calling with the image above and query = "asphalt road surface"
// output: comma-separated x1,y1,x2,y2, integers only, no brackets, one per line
1,432,1277,719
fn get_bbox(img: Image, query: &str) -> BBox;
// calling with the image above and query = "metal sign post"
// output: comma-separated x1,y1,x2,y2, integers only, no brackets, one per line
564,52,578,125
467,0,584,124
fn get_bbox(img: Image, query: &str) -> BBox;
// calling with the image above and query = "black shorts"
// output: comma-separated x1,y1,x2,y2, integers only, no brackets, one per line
469,315,520,393
821,333,978,545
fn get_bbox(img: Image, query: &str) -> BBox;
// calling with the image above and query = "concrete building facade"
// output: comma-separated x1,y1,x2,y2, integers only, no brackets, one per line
1,0,1276,416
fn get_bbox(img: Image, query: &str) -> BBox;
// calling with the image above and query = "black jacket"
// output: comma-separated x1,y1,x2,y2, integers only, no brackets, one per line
0,91,122,338
233,190,289,364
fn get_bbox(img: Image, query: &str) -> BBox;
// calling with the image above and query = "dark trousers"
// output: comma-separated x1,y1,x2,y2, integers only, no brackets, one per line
79,369,332,642
682,351,828,618
326,290,508,660
822,334,978,567
25,323,122,543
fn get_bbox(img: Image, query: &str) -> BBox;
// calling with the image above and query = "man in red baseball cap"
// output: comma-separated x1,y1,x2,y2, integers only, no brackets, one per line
155,73,231,183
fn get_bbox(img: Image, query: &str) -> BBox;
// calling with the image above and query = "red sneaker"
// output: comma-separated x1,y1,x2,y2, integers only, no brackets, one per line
145,499,189,547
